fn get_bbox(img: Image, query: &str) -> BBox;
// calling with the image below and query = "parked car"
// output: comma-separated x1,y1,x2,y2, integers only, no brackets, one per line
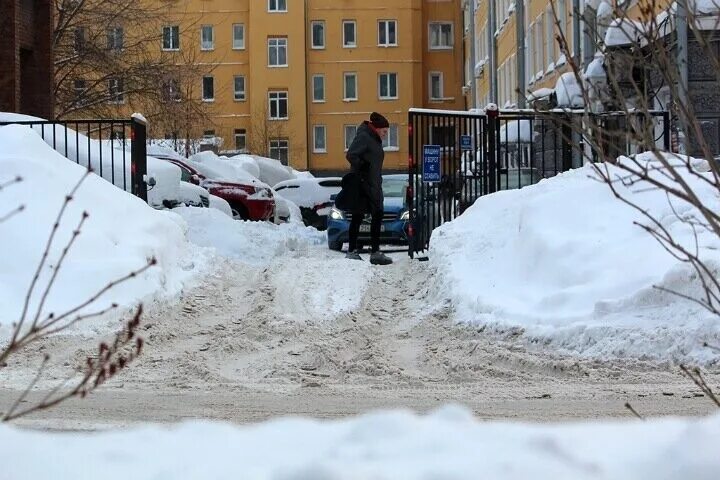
153,154,275,221
326,174,410,251
273,177,342,230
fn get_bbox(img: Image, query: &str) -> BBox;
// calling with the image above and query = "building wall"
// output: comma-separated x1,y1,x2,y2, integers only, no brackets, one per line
0,0,54,118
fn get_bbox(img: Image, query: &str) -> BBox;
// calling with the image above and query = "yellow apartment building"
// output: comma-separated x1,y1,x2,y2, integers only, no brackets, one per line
74,0,466,173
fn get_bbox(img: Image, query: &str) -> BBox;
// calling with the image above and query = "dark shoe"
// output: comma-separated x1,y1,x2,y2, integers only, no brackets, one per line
346,250,362,260
370,251,393,265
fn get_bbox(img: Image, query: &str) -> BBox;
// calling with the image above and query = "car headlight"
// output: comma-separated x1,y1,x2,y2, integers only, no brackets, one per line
329,207,345,220
400,210,410,221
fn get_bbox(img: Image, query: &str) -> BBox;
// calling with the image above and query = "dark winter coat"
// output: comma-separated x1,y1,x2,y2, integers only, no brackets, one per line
345,121,385,212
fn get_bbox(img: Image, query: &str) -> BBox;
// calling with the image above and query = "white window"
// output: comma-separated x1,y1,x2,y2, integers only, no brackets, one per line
268,0,287,12
269,138,289,165
534,16,544,78
344,125,358,150
107,27,123,50
108,78,124,103
344,72,358,100
382,124,399,150
429,72,443,100
313,125,327,153
268,91,288,119
343,20,356,47
378,73,398,99
378,20,397,46
232,24,245,50
234,128,247,151
162,78,181,102
234,76,246,101
162,26,180,50
545,8,555,68
268,37,288,66
311,21,325,49
312,74,325,102
201,25,214,50
202,76,214,101
429,22,453,49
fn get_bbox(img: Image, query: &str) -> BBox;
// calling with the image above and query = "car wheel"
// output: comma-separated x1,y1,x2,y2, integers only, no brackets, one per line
328,240,343,251
231,204,250,221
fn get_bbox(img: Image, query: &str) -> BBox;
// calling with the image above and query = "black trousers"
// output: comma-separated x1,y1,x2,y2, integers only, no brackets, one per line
348,207,382,253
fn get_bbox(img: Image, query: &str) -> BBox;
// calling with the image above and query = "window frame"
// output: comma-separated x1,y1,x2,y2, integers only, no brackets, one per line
106,26,124,51
378,72,398,100
233,75,246,101
313,125,327,153
312,74,325,103
234,128,247,151
162,25,180,51
378,20,398,47
429,22,454,50
107,77,125,104
268,90,289,120
344,72,358,101
382,124,399,151
232,24,245,50
343,20,357,48
269,138,289,165
311,21,325,49
267,37,288,67
201,25,214,51
202,75,215,102
429,71,444,101
344,124,358,151
268,0,287,12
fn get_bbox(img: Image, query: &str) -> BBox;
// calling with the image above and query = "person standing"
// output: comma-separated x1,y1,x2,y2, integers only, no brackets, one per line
345,112,393,265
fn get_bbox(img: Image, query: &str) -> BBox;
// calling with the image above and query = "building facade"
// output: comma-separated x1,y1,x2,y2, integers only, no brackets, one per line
0,0,54,119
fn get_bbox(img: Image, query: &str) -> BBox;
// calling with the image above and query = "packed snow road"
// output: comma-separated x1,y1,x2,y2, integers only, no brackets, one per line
3,248,718,431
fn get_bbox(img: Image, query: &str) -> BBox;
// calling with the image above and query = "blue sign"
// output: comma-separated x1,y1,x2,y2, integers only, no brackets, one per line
460,135,472,151
422,145,441,183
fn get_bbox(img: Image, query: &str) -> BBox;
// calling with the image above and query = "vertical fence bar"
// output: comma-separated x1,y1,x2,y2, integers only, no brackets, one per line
663,111,671,151
487,106,498,194
408,111,415,258
131,116,148,202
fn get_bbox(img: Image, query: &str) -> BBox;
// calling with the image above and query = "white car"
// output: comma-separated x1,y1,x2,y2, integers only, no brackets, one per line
273,177,342,230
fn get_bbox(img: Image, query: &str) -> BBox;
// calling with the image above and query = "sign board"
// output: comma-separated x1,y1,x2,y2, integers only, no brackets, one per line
460,135,472,151
422,145,441,183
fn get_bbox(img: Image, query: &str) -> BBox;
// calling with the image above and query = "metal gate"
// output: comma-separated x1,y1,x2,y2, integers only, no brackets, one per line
407,108,493,257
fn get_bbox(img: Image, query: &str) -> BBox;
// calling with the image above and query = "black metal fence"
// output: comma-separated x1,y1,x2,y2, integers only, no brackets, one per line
0,118,148,201
408,108,671,257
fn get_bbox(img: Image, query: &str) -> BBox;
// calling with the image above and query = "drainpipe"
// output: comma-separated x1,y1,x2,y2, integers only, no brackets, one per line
516,0,526,108
573,0,581,67
468,1,478,108
676,0,689,154
489,0,498,103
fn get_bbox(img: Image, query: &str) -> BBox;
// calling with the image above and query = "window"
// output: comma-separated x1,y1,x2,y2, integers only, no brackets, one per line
378,20,397,46
73,79,86,105
107,27,123,51
234,129,247,151
108,78,124,103
163,26,180,50
233,24,245,50
378,73,398,99
268,37,288,66
382,124,399,150
534,16,544,77
268,0,287,12
74,27,86,53
313,125,327,153
162,78,181,102
429,72,443,100
344,72,358,100
268,91,288,119
203,130,215,138
234,75,246,101
201,25,214,50
545,8,555,68
429,22,453,49
202,76,214,101
343,20,356,47
269,138,289,165
311,21,325,49
344,125,358,150
312,75,325,102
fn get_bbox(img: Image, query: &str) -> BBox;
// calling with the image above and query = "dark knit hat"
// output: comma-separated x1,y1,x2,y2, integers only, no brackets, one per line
370,112,390,129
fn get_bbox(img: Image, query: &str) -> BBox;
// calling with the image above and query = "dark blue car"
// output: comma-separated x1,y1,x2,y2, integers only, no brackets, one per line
326,175,410,251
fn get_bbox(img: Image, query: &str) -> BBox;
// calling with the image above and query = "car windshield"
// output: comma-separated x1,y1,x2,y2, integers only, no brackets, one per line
383,179,407,197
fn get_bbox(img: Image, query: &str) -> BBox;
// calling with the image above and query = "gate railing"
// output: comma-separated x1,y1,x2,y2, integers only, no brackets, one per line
0,117,148,202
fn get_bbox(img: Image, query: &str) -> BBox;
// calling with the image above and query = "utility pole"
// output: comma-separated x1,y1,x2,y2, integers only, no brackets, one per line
489,0,498,103
515,0,526,108
468,1,478,109
676,0,689,153
573,0,581,67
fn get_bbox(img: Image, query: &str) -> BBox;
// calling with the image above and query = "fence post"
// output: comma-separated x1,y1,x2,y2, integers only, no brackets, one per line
486,103,499,194
561,114,573,172
407,111,415,259
662,111,671,151
130,114,148,203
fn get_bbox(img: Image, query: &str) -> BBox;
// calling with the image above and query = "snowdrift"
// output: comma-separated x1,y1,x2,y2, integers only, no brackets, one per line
431,154,720,363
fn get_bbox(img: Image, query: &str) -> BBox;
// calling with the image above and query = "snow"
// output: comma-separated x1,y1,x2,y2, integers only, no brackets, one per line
556,53,567,66
1,407,720,479
176,181,207,206
596,0,613,18
273,178,342,209
527,87,555,100
555,72,585,108
499,119,535,143
431,155,720,363
604,18,644,47
189,151,268,187
228,153,262,178
584,54,606,79
252,155,297,186
208,194,232,217
173,207,325,267
0,125,205,335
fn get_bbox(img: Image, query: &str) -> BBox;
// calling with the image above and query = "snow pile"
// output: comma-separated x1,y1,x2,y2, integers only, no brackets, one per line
604,18,645,47
173,207,325,267
252,155,297,185
189,151,269,187
499,119,535,143
2,407,720,479
273,178,342,209
228,153,261,179
431,154,720,363
555,72,584,108
0,125,205,335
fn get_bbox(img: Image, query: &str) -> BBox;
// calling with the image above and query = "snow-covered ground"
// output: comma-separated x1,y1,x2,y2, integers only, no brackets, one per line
430,155,720,364
2,406,719,479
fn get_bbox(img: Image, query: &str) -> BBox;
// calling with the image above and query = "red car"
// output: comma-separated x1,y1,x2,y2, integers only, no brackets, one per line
161,158,275,221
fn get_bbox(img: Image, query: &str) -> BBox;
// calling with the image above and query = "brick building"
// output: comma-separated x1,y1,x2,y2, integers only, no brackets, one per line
0,0,54,119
